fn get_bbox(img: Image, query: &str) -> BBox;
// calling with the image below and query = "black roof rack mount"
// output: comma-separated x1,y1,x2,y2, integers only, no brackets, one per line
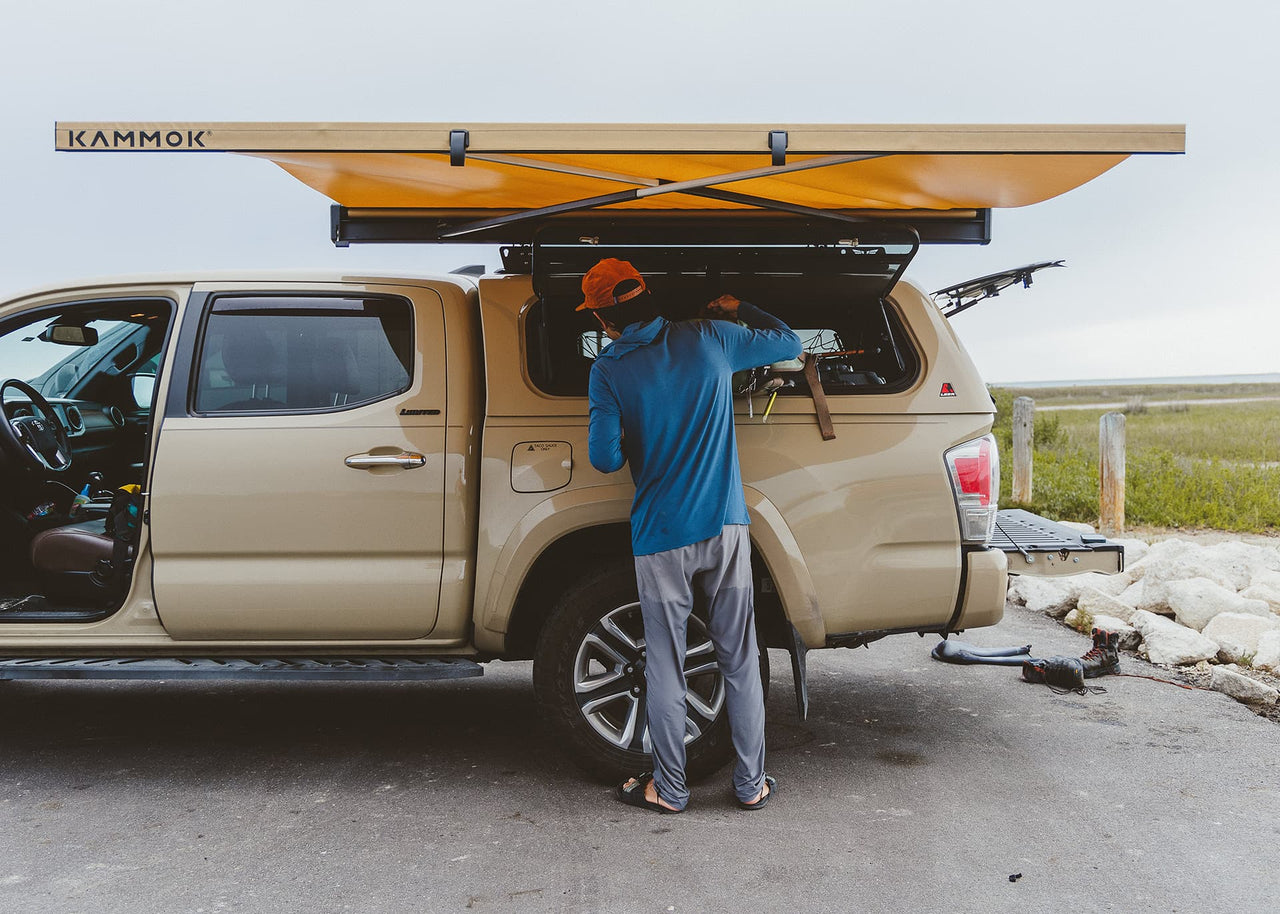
331,205,992,251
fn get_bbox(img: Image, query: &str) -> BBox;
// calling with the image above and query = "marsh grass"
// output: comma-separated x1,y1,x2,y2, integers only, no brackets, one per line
1004,381,1280,406
991,388,1280,532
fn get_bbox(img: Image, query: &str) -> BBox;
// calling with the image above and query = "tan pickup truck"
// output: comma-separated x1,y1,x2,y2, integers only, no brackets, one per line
0,123,1180,777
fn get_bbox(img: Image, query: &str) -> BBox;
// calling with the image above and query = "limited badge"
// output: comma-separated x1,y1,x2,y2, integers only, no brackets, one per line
939,382,957,397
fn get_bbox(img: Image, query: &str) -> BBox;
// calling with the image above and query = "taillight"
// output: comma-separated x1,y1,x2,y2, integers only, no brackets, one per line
944,434,1000,544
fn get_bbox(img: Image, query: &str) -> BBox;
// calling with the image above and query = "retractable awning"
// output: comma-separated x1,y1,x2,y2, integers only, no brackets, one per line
55,122,1184,245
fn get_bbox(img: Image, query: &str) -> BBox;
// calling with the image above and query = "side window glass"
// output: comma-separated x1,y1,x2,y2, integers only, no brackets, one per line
193,295,413,414
529,297,918,397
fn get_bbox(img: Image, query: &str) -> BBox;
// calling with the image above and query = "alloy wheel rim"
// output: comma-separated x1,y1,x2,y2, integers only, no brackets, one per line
572,601,725,753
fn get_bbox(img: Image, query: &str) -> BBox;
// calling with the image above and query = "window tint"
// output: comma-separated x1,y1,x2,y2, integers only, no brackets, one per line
193,295,413,413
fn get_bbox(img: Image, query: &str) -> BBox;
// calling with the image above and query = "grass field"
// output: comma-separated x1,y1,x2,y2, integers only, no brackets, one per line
990,387,1280,533
1002,381,1280,407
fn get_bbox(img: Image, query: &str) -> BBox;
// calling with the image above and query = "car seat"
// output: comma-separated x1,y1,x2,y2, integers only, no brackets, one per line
217,324,288,410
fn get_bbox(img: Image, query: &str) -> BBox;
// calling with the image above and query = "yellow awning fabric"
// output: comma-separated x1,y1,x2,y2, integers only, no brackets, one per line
55,122,1184,213
251,151,1127,211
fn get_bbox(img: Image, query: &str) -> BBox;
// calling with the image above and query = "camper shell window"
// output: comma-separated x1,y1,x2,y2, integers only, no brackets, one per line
523,227,920,398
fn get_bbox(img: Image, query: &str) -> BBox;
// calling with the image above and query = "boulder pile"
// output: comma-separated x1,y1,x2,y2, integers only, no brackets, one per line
1009,533,1280,706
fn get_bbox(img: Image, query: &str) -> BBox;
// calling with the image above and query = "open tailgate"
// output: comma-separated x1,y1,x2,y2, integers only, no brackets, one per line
992,508,1124,576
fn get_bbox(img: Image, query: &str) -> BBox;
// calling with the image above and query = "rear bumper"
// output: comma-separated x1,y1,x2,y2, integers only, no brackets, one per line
952,546,1009,631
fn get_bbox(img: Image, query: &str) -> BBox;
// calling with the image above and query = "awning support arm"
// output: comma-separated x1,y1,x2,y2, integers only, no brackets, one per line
438,152,887,238
468,153,663,187
684,186,888,229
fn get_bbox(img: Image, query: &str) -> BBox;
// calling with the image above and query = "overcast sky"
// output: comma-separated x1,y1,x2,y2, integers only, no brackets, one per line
2,0,1276,383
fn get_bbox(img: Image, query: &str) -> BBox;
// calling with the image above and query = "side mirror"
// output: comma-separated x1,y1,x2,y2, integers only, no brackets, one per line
38,324,99,346
131,374,156,408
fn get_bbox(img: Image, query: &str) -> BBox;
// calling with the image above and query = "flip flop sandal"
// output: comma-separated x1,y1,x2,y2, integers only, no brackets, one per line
615,773,682,814
738,775,776,811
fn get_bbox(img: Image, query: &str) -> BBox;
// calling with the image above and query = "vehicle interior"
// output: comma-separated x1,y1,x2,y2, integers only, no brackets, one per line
522,223,921,399
0,299,172,621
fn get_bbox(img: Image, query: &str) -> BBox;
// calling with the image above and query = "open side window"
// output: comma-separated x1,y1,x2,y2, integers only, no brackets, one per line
524,222,920,397
932,261,1064,318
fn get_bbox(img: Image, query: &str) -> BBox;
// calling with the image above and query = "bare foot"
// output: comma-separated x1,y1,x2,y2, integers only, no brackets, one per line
621,776,680,811
743,780,771,807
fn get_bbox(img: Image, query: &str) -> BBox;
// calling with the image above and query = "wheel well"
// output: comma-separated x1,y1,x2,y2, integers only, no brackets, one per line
503,524,632,661
501,524,792,659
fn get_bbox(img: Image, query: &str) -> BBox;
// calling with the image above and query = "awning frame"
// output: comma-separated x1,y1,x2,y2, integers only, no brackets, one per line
431,152,887,239
52,121,1184,259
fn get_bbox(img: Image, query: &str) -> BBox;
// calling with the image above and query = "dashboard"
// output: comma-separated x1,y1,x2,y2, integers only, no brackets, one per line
3,396,126,464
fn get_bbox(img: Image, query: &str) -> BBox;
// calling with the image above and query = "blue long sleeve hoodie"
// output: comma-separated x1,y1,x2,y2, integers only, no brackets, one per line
587,302,802,556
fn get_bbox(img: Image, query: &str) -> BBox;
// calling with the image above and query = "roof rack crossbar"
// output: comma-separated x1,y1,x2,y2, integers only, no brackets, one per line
439,152,887,238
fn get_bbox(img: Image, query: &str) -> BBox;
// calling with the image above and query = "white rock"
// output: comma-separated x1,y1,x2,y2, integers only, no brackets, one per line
1209,665,1279,705
1251,568,1280,591
1126,539,1197,582
1076,586,1138,623
1118,581,1144,607
1254,631,1280,674
1131,610,1219,666
1059,521,1097,535
1111,538,1150,565
1201,541,1280,590
1137,550,1242,615
1201,612,1280,664
1240,583,1280,614
1166,577,1272,631
1088,613,1141,651
1078,570,1136,598
1007,576,1081,618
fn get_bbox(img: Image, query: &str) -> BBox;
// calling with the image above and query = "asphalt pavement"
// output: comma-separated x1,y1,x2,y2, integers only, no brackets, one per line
1,603,1277,914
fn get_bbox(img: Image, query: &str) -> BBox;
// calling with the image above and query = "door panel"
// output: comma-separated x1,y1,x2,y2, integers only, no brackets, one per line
149,284,447,640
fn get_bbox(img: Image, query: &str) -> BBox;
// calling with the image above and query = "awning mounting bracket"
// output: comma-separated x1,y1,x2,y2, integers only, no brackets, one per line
450,129,469,167
769,130,788,166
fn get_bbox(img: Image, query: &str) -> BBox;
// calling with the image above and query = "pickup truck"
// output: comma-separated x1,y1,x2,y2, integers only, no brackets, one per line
0,121,1177,778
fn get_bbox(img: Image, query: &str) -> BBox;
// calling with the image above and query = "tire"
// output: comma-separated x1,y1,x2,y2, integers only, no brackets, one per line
533,559,765,783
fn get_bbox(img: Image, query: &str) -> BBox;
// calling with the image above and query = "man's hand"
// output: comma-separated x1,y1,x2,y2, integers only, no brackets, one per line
703,294,741,321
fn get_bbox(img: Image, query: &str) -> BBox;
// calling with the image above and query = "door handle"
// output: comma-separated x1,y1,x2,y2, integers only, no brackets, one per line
345,451,427,470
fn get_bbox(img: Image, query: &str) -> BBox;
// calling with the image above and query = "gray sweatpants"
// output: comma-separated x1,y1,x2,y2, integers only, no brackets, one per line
633,524,765,809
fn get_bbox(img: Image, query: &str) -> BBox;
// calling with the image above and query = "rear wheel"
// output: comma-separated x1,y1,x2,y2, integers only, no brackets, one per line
534,560,761,782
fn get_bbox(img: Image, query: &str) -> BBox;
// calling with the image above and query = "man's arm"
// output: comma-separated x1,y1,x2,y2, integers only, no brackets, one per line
587,366,627,473
703,295,802,371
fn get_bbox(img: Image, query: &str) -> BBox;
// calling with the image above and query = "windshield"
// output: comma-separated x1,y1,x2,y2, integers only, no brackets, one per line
0,316,136,397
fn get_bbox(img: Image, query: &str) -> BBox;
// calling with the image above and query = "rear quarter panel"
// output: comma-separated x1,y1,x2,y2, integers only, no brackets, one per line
474,276,996,650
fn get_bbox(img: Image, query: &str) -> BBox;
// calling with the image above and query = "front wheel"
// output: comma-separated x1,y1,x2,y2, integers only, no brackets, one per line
533,560,750,782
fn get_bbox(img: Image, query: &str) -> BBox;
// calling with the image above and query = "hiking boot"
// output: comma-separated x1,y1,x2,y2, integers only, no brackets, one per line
1021,656,1086,690
1080,627,1120,679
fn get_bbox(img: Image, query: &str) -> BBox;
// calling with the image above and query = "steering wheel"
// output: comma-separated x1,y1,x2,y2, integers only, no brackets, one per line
0,379,73,473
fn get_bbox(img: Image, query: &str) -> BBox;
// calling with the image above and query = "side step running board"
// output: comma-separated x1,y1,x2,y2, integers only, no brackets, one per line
0,656,484,682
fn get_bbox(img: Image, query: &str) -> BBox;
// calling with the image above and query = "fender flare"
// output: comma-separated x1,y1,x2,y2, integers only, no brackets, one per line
477,485,633,643
476,484,826,650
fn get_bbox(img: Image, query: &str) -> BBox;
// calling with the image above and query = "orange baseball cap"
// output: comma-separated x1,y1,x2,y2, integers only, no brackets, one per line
576,258,648,311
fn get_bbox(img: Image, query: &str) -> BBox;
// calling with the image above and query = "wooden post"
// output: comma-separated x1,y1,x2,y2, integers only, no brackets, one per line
1012,396,1034,504
1099,412,1126,536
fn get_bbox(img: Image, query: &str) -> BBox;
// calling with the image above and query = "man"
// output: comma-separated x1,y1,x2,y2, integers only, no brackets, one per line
582,257,802,813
